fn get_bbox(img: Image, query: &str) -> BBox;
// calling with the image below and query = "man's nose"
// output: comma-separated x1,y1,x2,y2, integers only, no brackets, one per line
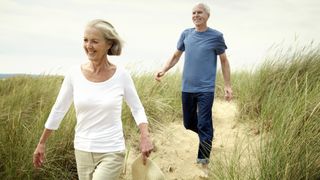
86,42,93,48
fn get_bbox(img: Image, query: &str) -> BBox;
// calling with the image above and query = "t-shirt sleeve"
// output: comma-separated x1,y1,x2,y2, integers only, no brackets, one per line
215,34,228,55
45,70,74,130
177,30,187,51
122,70,148,125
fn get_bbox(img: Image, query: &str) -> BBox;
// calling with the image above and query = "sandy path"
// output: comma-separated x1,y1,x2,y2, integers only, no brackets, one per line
121,99,250,179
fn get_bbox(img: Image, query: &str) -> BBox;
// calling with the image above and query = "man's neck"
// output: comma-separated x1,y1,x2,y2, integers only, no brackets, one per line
195,24,208,32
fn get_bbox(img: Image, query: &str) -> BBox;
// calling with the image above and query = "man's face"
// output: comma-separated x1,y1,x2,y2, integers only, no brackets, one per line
192,5,209,26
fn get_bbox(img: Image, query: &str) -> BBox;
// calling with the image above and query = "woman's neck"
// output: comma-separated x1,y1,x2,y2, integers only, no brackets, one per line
87,59,113,74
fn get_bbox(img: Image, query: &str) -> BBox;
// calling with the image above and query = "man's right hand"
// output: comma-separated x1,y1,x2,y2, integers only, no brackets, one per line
155,71,165,82
224,86,233,101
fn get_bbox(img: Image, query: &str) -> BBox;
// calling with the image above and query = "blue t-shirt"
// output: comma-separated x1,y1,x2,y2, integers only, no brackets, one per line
177,27,227,93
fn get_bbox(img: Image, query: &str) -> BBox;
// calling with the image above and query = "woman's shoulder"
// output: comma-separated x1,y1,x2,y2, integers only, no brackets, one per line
115,65,134,82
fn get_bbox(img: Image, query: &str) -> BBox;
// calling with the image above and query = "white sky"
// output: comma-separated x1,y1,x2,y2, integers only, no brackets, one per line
0,0,319,75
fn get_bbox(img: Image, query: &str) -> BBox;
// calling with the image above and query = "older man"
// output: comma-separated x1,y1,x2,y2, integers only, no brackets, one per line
155,3,233,177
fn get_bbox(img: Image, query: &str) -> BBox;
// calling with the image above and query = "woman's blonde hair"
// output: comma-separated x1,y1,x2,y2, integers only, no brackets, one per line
86,19,124,56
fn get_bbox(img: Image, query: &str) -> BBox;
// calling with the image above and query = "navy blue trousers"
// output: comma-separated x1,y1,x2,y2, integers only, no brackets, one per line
182,92,214,163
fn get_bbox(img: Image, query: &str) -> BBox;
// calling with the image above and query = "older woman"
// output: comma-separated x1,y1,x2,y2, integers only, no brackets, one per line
33,19,153,180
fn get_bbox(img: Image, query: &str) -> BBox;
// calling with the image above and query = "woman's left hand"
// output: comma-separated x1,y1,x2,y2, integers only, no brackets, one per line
140,133,154,165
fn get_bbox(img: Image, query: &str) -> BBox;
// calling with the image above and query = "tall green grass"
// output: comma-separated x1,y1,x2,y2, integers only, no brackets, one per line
212,43,320,179
255,44,320,180
0,76,77,179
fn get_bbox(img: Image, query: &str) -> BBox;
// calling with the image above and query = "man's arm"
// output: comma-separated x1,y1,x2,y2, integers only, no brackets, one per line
155,50,183,81
219,52,233,101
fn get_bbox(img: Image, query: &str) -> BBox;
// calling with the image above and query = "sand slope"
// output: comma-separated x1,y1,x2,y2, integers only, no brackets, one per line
121,100,255,180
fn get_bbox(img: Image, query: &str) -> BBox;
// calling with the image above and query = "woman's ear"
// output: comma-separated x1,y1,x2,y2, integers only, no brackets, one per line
107,39,113,46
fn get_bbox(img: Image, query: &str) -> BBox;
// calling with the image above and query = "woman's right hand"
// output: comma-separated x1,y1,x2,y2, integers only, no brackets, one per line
33,143,46,168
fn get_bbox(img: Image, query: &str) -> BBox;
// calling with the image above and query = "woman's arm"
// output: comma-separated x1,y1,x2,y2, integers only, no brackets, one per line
33,128,53,168
33,71,74,168
138,123,154,165
123,69,154,164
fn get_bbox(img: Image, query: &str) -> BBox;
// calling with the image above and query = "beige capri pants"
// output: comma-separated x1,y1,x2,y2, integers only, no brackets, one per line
74,149,125,180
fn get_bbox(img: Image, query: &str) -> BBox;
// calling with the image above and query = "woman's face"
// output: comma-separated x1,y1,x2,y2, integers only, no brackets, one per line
83,27,112,62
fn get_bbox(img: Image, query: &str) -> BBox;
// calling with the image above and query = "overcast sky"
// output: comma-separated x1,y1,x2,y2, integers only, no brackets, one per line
0,0,319,75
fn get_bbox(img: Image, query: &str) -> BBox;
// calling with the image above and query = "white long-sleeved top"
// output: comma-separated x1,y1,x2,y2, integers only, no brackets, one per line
45,65,148,153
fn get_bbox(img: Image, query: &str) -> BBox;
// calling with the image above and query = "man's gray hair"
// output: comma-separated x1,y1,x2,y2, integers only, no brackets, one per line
196,3,210,15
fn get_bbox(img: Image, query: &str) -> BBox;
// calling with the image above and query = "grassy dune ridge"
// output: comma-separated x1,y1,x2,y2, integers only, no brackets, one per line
1,44,319,179
213,44,320,180
253,45,320,179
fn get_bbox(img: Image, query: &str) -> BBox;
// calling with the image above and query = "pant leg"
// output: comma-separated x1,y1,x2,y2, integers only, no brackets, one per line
75,149,95,180
196,92,214,162
182,92,198,133
92,151,125,180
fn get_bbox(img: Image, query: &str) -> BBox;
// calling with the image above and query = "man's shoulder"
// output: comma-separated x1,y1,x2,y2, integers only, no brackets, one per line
207,27,223,36
208,27,222,36
182,27,195,34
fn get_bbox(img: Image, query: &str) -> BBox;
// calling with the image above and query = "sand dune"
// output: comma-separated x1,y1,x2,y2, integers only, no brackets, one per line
121,100,257,179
